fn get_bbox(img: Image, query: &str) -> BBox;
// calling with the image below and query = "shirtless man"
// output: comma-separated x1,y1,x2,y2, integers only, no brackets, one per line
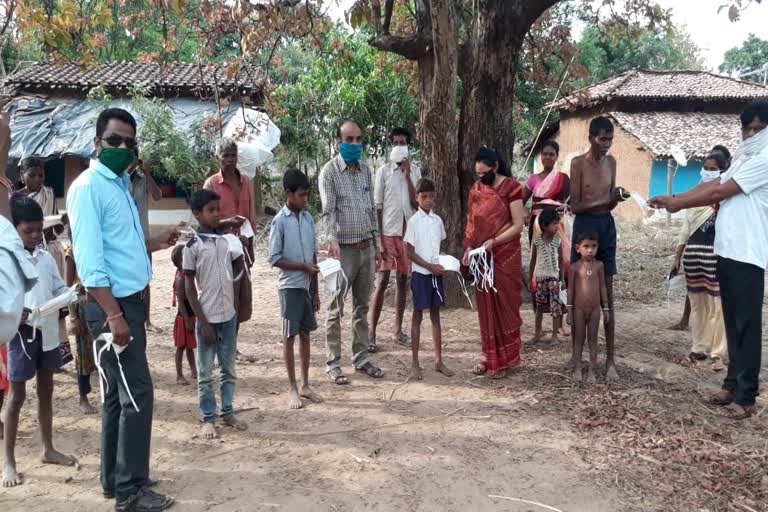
567,232,610,384
569,116,627,382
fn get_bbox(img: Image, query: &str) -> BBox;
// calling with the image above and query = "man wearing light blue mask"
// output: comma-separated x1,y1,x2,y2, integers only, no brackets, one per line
318,120,385,385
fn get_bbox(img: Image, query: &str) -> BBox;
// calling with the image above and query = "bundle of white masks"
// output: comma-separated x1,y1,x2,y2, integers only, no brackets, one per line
318,258,348,311
467,247,496,292
94,333,140,412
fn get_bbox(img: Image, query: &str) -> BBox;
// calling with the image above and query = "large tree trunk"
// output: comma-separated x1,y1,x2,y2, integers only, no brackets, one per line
458,1,527,209
416,0,460,255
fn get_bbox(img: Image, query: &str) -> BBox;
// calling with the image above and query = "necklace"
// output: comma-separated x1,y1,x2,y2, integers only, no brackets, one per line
585,261,594,276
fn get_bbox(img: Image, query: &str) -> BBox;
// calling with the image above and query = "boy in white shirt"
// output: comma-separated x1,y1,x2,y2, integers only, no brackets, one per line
3,197,77,487
403,178,454,380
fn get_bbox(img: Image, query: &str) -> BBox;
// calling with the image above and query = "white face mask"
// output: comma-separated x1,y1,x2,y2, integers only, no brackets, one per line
700,169,721,183
390,145,409,164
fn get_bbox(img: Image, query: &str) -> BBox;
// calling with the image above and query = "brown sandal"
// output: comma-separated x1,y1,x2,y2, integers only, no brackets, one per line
719,403,757,420
709,390,734,406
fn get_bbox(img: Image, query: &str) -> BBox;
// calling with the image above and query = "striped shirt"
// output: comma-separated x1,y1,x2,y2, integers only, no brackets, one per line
319,155,378,249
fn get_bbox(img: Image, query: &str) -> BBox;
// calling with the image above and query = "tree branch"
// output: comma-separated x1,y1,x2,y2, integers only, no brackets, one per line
368,32,432,60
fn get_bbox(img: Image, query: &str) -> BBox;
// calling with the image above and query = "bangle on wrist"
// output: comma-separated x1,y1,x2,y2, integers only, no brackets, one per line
106,312,124,322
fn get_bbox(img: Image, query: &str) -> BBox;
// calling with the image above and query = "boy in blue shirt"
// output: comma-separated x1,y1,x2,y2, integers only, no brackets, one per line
268,169,322,409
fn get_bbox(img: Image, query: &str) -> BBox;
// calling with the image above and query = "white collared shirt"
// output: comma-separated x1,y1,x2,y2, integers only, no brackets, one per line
403,208,446,275
24,246,69,351
374,161,421,237
715,134,768,270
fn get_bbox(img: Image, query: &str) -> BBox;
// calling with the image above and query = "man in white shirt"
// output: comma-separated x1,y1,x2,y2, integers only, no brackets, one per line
368,128,421,352
650,101,768,420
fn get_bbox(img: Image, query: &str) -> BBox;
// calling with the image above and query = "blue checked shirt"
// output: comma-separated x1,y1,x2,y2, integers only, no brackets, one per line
66,159,151,298
268,205,316,290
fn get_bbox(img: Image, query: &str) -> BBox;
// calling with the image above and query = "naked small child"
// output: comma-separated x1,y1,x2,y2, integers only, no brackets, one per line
567,232,610,385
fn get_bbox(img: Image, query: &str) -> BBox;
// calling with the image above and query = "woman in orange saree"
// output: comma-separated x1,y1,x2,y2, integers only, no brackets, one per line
463,147,527,378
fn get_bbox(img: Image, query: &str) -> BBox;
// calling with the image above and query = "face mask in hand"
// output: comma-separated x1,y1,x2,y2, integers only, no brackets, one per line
339,143,363,164
700,169,721,183
98,147,137,175
390,145,409,164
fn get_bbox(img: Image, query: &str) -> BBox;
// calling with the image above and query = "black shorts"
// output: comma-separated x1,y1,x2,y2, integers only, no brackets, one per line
279,288,317,338
571,213,617,276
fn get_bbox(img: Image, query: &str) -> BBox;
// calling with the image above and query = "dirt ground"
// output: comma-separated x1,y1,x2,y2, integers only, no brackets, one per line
1,223,767,512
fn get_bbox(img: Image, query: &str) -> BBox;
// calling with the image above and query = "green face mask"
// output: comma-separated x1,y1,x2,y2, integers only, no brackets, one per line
98,147,136,175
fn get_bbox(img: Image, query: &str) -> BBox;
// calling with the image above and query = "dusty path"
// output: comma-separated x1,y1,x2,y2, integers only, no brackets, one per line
1,245,765,512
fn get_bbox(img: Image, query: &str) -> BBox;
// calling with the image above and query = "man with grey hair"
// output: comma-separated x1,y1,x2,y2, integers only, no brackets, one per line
203,137,257,265
203,137,257,363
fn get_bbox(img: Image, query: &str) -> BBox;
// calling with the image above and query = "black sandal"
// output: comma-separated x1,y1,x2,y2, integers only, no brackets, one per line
355,362,385,379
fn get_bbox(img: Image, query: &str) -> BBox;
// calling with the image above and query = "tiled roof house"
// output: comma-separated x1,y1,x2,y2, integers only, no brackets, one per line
528,69,768,216
1,61,267,219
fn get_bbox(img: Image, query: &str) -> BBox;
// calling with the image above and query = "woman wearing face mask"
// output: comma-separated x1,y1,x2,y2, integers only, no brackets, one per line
462,147,527,378
12,156,56,216
673,152,729,371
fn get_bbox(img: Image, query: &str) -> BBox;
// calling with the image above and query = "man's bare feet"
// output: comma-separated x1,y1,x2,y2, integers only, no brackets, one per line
558,326,571,336
288,388,302,410
201,422,218,439
410,365,423,381
435,362,454,377
79,396,97,415
41,448,78,467
2,461,21,487
572,366,583,383
176,376,190,386
550,335,560,344
300,386,323,404
528,333,542,344
222,415,247,431
606,364,620,383
586,370,597,385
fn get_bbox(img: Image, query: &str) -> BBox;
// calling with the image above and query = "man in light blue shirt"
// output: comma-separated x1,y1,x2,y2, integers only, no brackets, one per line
66,108,177,512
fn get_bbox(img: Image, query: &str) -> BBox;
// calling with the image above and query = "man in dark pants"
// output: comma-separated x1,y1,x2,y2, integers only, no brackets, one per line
67,108,178,511
650,101,768,420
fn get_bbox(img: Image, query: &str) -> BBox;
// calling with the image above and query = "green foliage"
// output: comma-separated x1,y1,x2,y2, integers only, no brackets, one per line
130,84,217,191
576,25,705,83
271,26,419,174
86,83,217,192
719,34,768,80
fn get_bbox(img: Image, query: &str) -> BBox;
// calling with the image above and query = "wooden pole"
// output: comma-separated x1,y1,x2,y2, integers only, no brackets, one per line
667,158,674,227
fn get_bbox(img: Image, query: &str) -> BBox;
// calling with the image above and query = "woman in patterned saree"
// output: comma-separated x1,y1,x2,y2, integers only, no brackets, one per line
462,147,527,378
523,140,571,337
